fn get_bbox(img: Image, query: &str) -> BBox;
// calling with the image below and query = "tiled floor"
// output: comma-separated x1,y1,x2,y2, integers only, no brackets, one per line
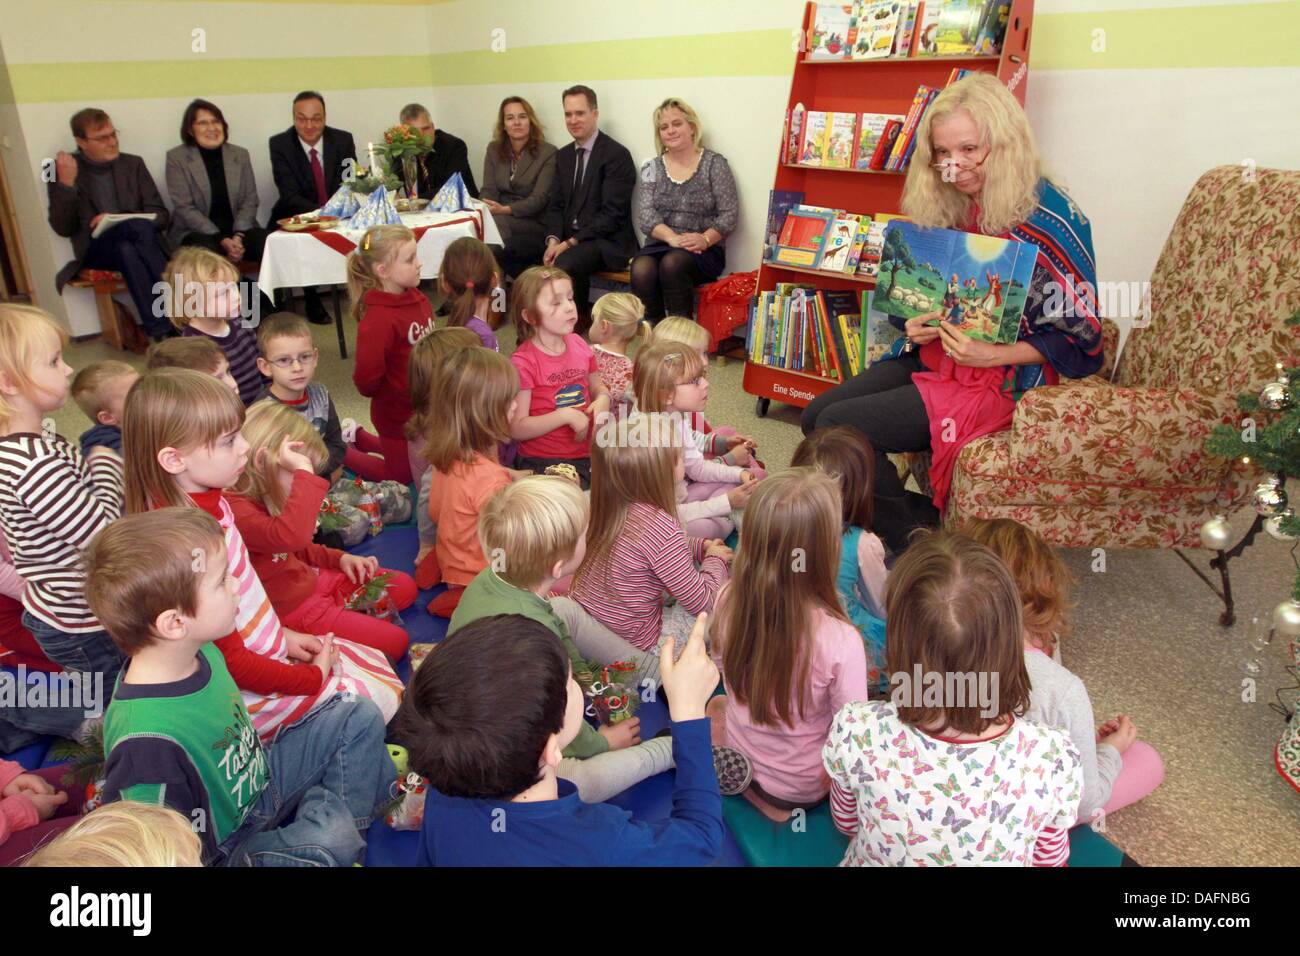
52,295,1300,866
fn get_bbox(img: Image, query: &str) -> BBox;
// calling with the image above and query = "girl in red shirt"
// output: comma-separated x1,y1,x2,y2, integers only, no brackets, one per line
228,401,416,661
347,224,435,484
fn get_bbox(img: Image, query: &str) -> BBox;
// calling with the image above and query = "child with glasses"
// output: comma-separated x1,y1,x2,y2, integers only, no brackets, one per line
254,312,346,480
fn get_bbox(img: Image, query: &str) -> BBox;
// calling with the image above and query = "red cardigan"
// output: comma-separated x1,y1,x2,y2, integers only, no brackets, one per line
186,488,322,698
352,287,435,438
226,471,342,617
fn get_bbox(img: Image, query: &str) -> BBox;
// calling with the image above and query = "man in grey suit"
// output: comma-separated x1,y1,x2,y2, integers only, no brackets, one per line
47,108,174,341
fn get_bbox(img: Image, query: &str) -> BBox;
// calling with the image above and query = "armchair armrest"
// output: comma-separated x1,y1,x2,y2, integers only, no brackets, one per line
1009,383,1236,486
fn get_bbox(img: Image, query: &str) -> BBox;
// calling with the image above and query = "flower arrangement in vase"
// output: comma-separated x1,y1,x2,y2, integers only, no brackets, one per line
378,123,434,199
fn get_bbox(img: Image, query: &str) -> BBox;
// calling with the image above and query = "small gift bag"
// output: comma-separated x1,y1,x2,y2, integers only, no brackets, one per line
429,172,472,212
318,496,369,548
338,571,403,626
350,185,402,228
584,661,640,725
319,183,361,219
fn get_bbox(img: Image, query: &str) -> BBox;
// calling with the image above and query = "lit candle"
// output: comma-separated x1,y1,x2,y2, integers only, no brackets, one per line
367,141,376,173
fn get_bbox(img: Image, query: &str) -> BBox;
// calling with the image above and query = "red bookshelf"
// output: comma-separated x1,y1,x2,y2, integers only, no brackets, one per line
746,0,1034,417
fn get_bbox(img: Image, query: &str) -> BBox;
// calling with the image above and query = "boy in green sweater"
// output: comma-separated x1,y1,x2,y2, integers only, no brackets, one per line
87,507,394,866
447,475,673,802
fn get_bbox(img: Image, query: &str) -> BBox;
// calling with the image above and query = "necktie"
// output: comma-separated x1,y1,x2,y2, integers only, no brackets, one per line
573,146,587,192
309,147,327,205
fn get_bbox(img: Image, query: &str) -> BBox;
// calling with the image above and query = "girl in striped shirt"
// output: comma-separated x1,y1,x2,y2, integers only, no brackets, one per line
122,369,401,744
568,412,731,654
165,247,266,406
0,304,124,685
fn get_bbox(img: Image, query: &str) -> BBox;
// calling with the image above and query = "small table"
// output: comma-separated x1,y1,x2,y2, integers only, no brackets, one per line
258,205,503,357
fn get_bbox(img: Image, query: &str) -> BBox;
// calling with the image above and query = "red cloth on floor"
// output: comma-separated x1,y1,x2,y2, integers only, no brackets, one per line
0,594,60,673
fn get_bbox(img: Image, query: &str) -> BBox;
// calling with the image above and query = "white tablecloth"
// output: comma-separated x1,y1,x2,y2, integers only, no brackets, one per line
257,204,503,292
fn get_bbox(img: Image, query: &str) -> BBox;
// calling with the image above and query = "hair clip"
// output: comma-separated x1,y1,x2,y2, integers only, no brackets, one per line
465,280,475,291
362,232,372,252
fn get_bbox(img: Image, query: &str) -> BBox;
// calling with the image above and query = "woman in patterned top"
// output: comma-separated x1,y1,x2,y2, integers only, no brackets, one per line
630,98,740,322
801,73,1105,554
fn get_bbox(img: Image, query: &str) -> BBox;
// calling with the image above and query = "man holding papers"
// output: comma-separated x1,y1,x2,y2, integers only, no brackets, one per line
48,108,174,341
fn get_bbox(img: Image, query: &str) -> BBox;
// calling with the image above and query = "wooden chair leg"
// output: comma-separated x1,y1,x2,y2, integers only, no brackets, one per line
93,288,123,350
113,300,149,355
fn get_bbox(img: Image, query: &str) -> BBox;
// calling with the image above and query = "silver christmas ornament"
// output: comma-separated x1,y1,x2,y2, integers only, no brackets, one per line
1253,481,1288,516
1272,598,1300,638
1199,515,1233,550
1259,379,1291,411
1265,509,1298,541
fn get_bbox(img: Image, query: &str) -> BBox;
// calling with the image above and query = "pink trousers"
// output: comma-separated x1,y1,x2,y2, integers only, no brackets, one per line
345,428,414,484
280,567,418,662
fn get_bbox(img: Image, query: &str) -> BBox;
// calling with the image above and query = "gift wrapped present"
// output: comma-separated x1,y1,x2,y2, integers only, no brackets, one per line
350,185,402,229
330,476,367,507
317,496,370,548
408,642,437,671
341,571,404,625
583,661,640,725
429,171,472,212
319,182,360,219
377,480,412,524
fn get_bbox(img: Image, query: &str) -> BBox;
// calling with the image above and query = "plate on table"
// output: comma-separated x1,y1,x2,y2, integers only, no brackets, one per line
277,214,342,232
393,198,429,212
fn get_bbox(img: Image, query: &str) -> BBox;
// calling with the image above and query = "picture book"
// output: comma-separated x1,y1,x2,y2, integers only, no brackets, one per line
869,119,904,169
763,189,805,262
855,219,889,277
773,206,835,268
894,1,921,56
825,112,858,168
854,0,905,59
914,0,943,55
863,285,905,359
787,103,806,164
855,113,907,169
844,218,873,273
808,4,856,59
799,110,830,166
934,0,987,56
819,217,861,272
872,220,1036,343
973,0,1011,53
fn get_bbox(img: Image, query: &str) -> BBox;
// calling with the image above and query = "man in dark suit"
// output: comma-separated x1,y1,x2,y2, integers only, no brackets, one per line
542,85,639,328
399,104,478,200
268,91,356,324
47,108,174,341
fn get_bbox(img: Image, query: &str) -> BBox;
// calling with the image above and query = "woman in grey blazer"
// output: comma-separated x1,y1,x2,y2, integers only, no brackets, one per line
165,99,267,263
481,96,556,277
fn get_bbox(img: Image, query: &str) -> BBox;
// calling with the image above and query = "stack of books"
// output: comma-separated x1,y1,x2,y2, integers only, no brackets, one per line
747,285,868,380
763,190,912,281
805,0,1012,61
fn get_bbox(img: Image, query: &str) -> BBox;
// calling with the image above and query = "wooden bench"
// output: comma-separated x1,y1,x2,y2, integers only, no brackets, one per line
69,261,261,354
593,269,631,287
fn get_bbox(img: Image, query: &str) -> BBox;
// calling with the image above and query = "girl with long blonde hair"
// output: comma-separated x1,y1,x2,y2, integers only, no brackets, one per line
347,223,434,484
801,72,1105,554
708,468,868,820
226,400,417,661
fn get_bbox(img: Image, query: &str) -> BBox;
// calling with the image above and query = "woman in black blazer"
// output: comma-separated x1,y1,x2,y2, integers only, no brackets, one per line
480,96,557,277
164,99,267,263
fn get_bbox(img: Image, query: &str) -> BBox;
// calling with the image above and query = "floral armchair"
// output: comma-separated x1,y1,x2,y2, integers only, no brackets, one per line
939,166,1300,551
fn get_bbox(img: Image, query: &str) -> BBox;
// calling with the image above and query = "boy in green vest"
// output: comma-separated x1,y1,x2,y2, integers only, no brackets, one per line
87,507,393,865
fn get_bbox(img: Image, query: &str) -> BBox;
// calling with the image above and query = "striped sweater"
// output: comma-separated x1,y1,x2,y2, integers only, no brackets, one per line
0,433,123,632
568,502,729,651
182,321,266,406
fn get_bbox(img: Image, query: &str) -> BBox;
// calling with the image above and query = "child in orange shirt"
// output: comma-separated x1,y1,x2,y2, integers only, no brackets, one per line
423,348,520,618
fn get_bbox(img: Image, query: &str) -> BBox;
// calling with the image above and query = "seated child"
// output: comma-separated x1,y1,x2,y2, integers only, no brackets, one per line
449,476,675,803
23,801,202,868
227,400,416,662
254,312,345,480
404,326,484,582
654,316,762,473
163,246,266,405
88,507,395,866
508,265,611,488
823,530,1084,866
146,324,241,393
0,759,83,868
588,292,651,414
0,304,125,690
70,359,139,456
568,412,732,653
440,236,503,351
708,469,870,819
395,612,725,866
792,426,888,686
423,348,519,618
963,518,1164,825
633,340,755,539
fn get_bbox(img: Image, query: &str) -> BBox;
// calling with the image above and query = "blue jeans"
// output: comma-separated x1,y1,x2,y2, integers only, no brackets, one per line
21,611,125,686
218,693,395,867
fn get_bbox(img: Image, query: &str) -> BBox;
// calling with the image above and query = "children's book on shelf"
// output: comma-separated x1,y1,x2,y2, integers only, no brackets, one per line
763,189,806,262
870,220,1036,344
915,1,943,54
844,219,873,273
808,4,857,59
855,219,890,277
934,0,991,56
869,119,905,170
885,85,938,171
785,103,806,165
974,0,1012,54
825,112,858,168
819,217,862,272
748,283,866,381
853,1,905,59
799,110,831,166
773,205,836,268
893,2,922,56
855,113,907,170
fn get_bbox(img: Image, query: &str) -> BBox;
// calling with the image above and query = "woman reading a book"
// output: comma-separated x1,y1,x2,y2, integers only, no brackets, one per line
801,73,1103,554
631,98,740,322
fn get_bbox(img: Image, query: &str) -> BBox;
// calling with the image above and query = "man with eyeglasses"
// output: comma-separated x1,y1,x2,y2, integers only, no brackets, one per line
268,91,357,325
48,107,175,341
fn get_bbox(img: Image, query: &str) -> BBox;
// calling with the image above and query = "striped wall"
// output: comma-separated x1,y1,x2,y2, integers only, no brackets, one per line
1,0,1297,334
